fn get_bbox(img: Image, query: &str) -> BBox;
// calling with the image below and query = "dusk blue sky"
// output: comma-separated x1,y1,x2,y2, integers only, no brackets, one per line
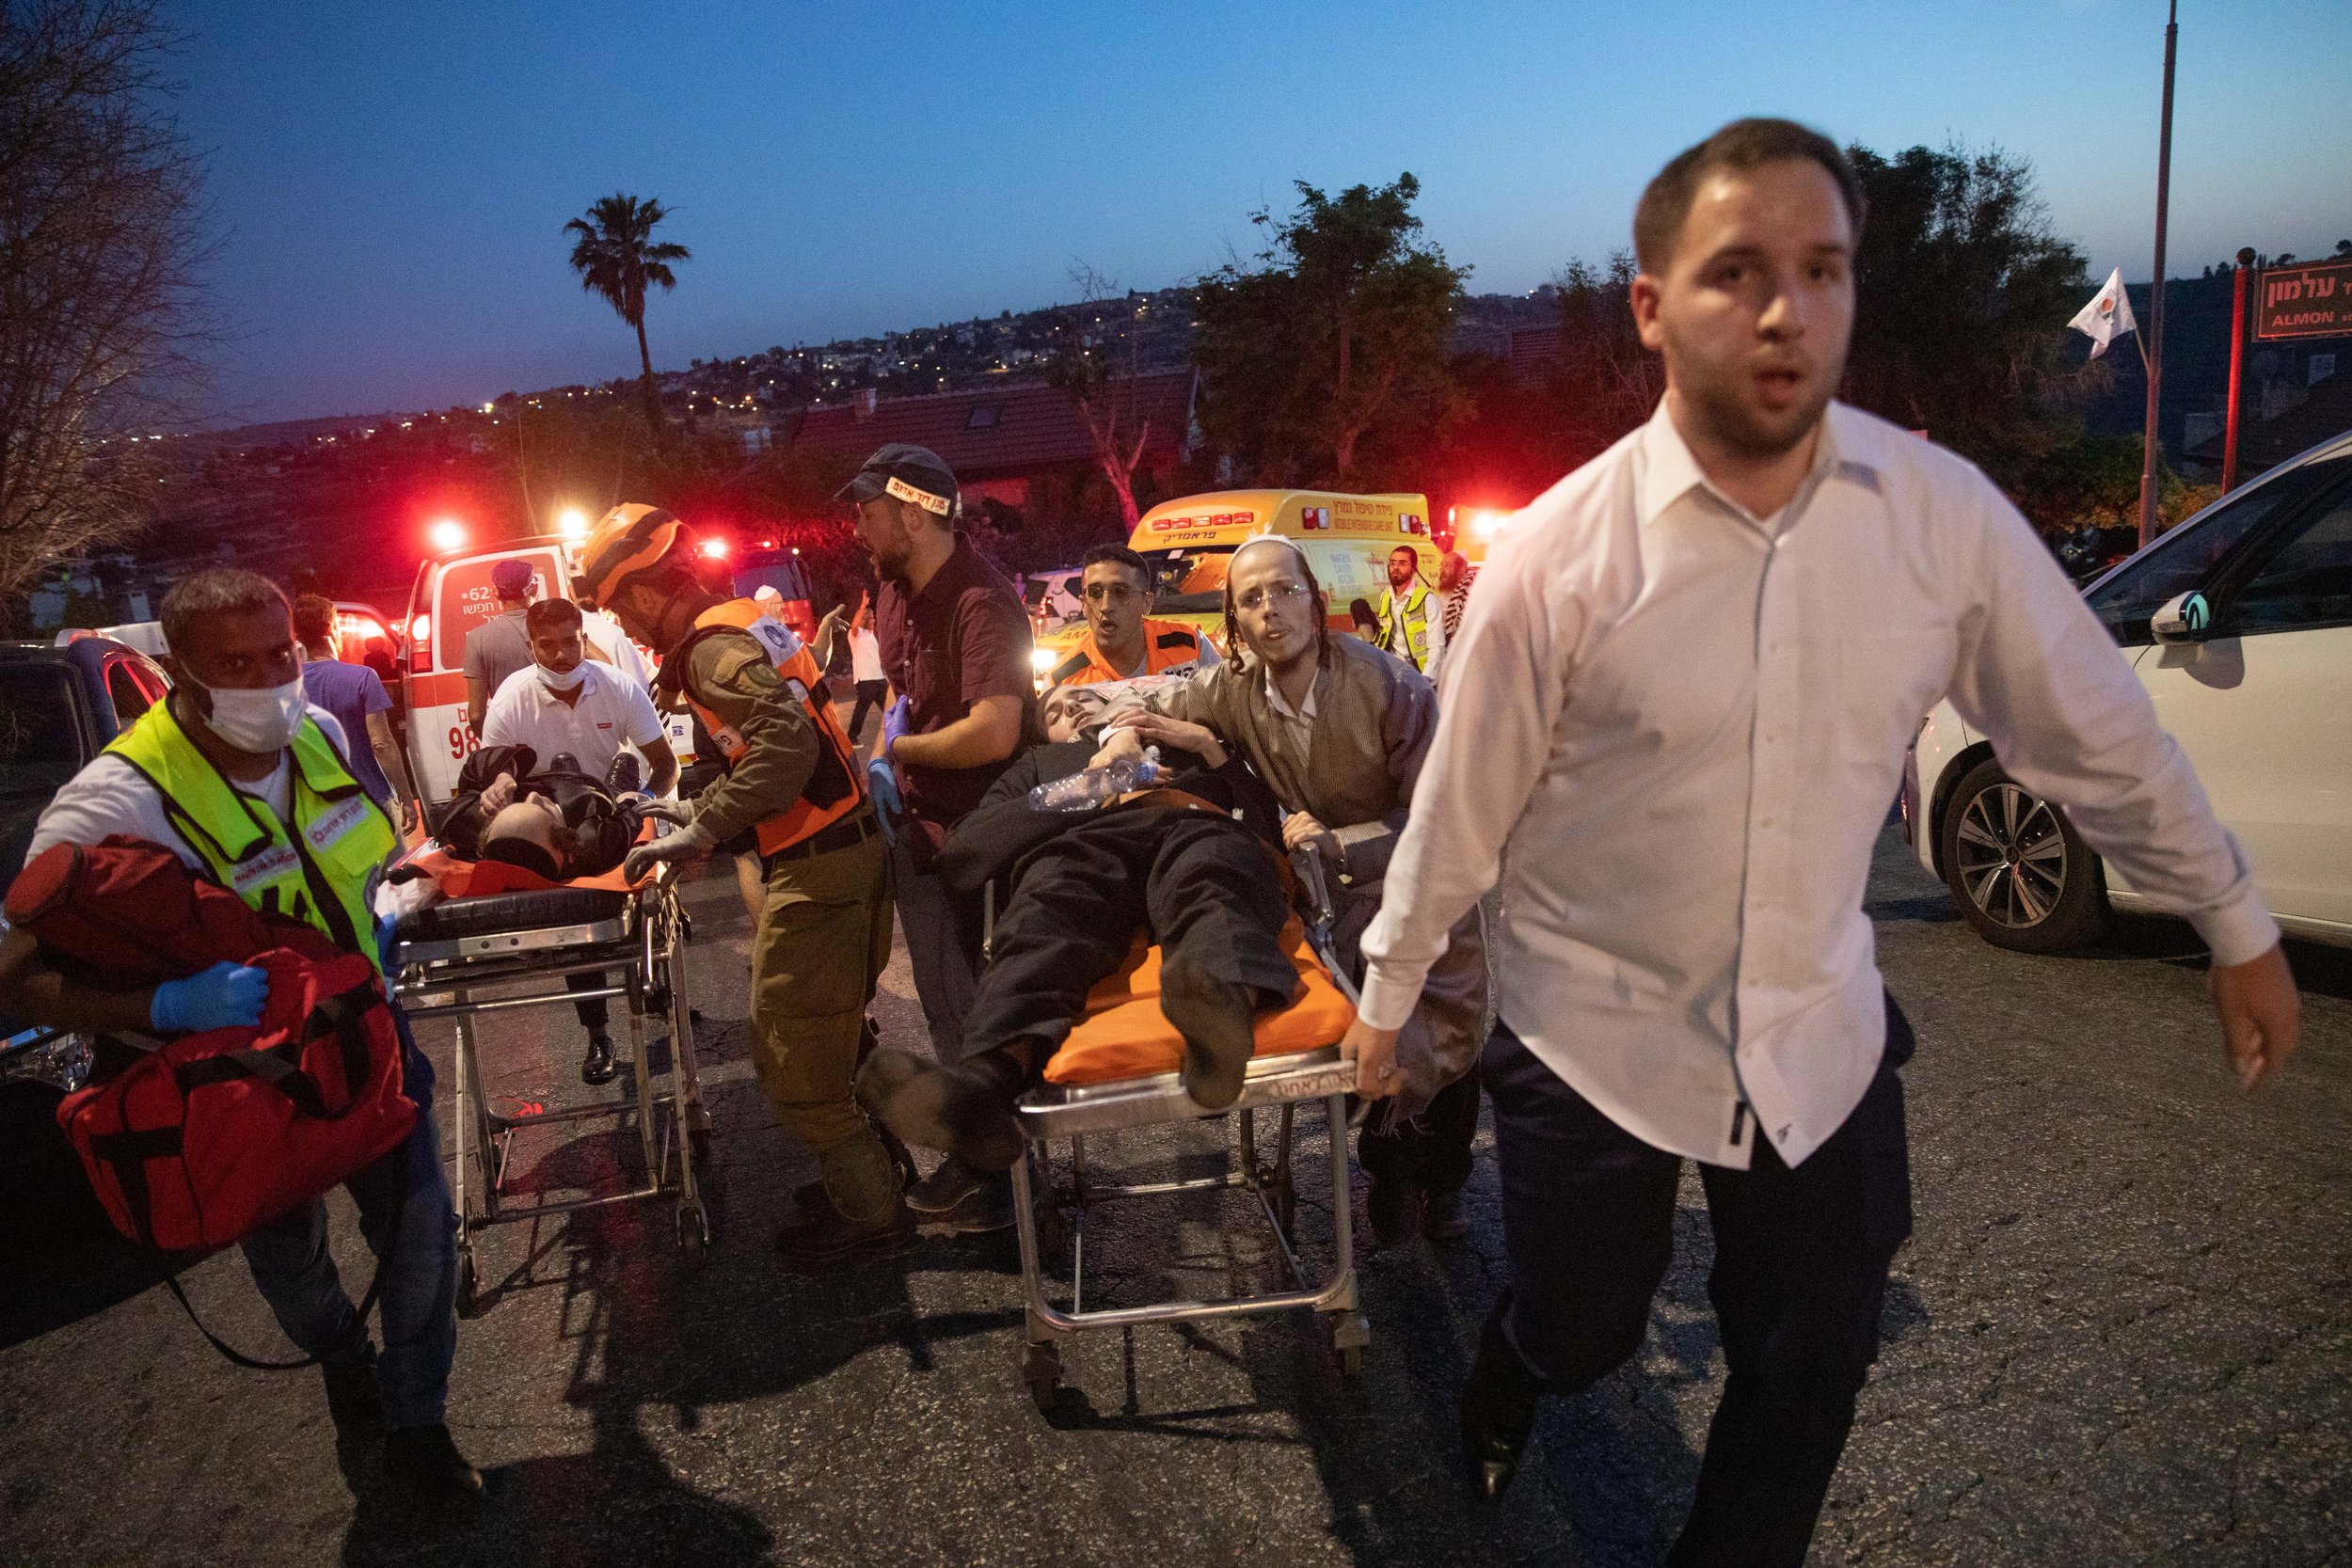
170,1,2352,425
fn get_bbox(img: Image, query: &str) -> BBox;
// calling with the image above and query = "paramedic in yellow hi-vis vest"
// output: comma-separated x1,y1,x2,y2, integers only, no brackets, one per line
0,569,481,1514
578,504,909,1270
1373,545,1438,673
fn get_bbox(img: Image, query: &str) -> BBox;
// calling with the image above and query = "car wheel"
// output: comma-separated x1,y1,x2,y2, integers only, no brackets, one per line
1938,757,2108,954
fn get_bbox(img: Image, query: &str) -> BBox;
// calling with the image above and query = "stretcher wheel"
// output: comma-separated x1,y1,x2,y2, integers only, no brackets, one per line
676,1201,709,1266
454,1246,481,1320
1021,1339,1061,1413
1337,1345,1363,1379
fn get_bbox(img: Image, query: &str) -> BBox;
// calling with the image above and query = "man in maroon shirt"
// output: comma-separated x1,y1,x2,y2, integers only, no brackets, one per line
847,443,1037,1231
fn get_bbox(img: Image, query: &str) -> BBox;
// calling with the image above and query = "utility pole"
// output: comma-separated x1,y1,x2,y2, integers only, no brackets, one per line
2222,247,2255,494
2137,0,2179,546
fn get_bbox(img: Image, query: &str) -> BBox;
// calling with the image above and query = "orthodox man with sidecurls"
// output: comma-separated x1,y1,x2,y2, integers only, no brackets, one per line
1346,119,2299,1562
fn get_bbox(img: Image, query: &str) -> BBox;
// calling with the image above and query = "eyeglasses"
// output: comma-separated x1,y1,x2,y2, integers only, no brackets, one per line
1235,580,1311,612
1083,582,1141,604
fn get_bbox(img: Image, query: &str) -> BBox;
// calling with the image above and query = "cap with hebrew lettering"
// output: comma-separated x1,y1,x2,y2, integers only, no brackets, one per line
837,443,958,517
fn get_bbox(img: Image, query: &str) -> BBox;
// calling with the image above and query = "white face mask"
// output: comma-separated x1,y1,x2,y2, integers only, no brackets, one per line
536,661,585,692
195,668,307,753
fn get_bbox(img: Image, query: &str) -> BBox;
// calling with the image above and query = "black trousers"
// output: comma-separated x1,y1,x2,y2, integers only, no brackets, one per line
1358,1069,1481,1195
1484,1003,1915,1568
963,810,1298,1060
846,680,888,743
567,970,610,1037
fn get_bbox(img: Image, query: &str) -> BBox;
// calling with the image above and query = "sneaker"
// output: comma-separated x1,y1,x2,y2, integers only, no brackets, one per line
773,1198,916,1272
320,1350,382,1443
580,1034,617,1086
383,1422,484,1509
905,1156,1015,1234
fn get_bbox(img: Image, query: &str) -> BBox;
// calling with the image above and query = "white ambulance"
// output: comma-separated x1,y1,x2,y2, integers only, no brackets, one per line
398,535,692,828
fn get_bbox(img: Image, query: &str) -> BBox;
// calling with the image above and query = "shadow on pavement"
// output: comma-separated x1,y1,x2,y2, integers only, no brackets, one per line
338,1112,1016,1567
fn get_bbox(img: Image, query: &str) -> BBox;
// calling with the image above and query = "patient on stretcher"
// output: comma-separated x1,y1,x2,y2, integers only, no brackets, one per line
855,686,1301,1172
439,744,647,881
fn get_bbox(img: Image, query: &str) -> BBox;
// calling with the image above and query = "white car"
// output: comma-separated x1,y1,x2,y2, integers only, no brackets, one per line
1905,428,2352,953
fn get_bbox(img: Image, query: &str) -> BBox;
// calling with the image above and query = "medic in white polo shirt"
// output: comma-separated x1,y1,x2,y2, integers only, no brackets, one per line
482,596,678,798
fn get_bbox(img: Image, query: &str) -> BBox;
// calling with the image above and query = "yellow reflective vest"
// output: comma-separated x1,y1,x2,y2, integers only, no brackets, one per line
104,702,398,972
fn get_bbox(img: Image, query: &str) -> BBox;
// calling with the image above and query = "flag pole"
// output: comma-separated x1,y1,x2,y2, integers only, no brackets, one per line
2137,0,2179,546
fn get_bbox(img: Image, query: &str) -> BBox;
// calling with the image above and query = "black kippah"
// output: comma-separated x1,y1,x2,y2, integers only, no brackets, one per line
479,836,563,880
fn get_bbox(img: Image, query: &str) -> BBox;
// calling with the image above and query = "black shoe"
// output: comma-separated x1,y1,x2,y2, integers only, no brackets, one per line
1158,958,1258,1112
580,1034,617,1086
855,1048,1026,1171
1422,1184,1470,1243
773,1197,915,1272
1367,1171,1421,1248
1461,1309,1541,1503
383,1422,484,1509
320,1349,382,1443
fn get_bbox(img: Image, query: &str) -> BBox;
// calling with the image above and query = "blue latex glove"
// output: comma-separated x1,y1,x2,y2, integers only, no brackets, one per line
865,757,901,847
880,695,911,751
151,961,269,1035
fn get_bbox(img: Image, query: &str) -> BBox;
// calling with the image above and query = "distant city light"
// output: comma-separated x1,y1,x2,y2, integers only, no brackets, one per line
428,518,468,552
479,402,495,414
557,507,589,539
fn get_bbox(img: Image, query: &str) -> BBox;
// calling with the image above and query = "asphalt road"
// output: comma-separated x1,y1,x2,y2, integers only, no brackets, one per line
2,823,2345,1567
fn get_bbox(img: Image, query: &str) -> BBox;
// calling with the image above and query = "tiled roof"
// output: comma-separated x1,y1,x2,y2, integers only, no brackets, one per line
787,368,1197,480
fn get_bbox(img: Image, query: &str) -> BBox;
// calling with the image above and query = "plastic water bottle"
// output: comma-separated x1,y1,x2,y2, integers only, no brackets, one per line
1028,747,1161,812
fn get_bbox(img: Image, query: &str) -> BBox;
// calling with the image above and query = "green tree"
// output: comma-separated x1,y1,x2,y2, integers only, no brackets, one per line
564,194,691,442
1842,143,2094,486
1192,174,1468,485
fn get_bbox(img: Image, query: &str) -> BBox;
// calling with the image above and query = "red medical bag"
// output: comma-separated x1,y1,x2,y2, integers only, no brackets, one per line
53,948,415,1249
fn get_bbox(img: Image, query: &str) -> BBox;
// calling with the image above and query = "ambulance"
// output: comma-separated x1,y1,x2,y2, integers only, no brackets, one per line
397,535,694,826
1030,489,1439,681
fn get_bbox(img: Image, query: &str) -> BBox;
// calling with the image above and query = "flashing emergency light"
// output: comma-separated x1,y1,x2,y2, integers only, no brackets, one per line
699,537,730,560
409,613,431,643
428,518,468,553
557,507,590,539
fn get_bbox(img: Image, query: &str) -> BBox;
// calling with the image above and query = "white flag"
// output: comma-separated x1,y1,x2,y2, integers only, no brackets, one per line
2068,267,2138,359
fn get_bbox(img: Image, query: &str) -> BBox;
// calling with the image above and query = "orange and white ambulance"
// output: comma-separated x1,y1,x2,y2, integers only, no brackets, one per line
398,536,693,825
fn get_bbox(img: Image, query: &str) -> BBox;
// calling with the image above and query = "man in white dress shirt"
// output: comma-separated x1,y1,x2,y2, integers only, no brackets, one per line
1344,118,2301,1559
481,594,677,1085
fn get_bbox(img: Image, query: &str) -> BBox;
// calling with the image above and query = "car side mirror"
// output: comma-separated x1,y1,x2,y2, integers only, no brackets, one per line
2151,590,2211,644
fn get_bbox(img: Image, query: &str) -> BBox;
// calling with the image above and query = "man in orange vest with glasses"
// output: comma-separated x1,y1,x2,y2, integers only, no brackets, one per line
579,504,910,1270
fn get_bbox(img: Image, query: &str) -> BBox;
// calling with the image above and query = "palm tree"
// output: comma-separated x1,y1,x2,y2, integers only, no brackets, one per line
564,194,691,440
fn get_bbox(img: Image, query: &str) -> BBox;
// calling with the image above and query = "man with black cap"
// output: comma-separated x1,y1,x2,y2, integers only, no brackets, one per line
844,443,1038,1232
462,557,539,734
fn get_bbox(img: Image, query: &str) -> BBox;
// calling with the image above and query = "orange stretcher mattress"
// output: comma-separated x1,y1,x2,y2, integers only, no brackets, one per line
405,835,654,898
1041,914,1356,1086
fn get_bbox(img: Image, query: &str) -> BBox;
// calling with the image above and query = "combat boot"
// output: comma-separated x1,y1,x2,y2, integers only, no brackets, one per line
775,1133,914,1272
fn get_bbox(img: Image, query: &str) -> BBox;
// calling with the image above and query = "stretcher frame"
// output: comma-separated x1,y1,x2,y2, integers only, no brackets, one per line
991,847,1371,1411
392,876,709,1316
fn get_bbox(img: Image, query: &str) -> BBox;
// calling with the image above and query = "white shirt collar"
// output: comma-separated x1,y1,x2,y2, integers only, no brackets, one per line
1634,398,1883,532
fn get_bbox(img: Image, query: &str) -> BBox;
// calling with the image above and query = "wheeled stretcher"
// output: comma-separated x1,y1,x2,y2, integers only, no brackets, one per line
389,849,709,1317
991,848,1369,1410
